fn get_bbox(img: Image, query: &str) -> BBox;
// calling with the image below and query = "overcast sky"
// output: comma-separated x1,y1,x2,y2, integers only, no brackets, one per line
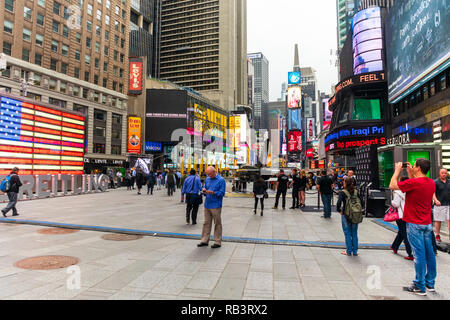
247,0,339,101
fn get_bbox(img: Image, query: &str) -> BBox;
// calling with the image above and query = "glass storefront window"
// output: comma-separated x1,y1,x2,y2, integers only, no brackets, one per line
352,98,382,120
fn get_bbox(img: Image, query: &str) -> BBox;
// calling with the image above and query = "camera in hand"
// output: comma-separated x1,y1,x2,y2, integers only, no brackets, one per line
402,163,408,168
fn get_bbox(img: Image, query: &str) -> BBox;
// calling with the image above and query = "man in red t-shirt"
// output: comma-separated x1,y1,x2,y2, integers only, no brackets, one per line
389,159,436,296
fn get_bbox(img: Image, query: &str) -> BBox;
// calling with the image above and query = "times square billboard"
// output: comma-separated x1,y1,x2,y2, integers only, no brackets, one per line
386,0,450,103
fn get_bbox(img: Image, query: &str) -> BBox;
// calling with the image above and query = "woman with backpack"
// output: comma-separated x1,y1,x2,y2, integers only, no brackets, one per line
336,177,364,256
252,175,268,216
390,176,414,260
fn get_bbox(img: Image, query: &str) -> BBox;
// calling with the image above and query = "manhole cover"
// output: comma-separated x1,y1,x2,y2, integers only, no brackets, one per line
15,255,79,270
101,233,143,241
38,228,79,235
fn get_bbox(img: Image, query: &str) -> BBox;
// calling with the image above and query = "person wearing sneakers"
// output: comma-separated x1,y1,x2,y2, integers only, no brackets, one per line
390,159,436,296
432,168,449,243
390,176,414,261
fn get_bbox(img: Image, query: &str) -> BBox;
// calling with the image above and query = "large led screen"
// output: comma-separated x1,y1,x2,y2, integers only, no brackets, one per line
146,90,188,142
288,108,301,130
386,0,450,103
352,6,383,75
287,87,302,109
0,95,85,175
323,98,332,130
288,131,302,153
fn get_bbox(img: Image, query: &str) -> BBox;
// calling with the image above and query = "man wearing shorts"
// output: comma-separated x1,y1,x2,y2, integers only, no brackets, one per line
433,168,449,242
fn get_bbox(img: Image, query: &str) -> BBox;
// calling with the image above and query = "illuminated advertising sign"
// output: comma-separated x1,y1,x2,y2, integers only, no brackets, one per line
306,118,315,142
288,108,301,130
325,125,385,145
306,148,314,158
334,137,386,150
287,87,301,109
0,95,85,175
128,117,141,154
145,141,162,152
386,0,450,103
288,131,302,153
288,71,301,85
334,72,385,97
129,57,143,95
323,98,332,130
352,6,383,77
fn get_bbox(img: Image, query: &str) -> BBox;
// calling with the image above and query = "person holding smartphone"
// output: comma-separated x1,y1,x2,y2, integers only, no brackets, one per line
198,167,226,249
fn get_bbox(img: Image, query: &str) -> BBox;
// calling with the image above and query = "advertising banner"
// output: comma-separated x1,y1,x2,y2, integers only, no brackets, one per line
288,71,301,85
287,87,302,109
352,7,384,75
323,98,332,130
306,118,315,142
288,131,302,153
386,0,450,103
128,117,141,154
129,58,143,95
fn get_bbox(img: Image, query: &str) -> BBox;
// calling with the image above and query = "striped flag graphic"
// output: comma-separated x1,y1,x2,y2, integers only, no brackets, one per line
0,95,85,175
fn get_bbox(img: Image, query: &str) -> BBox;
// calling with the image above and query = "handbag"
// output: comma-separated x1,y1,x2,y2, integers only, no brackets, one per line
383,205,399,222
264,192,268,199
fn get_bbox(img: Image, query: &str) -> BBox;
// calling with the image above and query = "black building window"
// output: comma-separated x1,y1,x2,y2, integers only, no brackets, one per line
93,143,105,154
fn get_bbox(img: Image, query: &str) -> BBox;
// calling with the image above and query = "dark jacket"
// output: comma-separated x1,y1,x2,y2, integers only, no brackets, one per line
336,189,364,214
8,173,22,193
253,180,268,196
147,174,156,186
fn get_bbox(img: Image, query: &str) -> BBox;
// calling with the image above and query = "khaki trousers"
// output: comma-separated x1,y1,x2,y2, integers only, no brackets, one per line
201,208,222,245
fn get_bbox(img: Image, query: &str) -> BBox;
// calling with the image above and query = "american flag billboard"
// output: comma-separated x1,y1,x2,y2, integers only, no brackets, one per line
0,95,85,175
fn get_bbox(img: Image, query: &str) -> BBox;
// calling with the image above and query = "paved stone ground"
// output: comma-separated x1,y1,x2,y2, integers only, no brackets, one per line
0,185,449,300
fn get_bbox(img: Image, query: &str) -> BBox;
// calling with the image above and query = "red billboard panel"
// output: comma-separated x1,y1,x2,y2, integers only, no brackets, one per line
0,95,85,175
129,57,143,95
288,131,302,153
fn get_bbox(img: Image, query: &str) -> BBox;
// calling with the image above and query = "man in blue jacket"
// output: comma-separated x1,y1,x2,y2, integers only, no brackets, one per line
181,169,203,225
198,166,226,249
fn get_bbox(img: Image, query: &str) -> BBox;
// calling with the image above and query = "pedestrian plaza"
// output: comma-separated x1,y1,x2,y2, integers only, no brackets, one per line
0,186,449,300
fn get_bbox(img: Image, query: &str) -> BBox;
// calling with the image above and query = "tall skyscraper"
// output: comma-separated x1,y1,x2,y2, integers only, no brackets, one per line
336,0,358,50
248,52,269,130
129,0,162,78
0,0,130,168
159,0,248,111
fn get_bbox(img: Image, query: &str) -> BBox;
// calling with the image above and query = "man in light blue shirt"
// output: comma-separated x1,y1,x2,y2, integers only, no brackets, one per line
198,166,226,249
181,169,203,225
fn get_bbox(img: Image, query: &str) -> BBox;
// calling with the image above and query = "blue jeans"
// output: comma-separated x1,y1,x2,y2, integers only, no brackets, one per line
406,223,437,291
321,193,332,218
341,215,358,255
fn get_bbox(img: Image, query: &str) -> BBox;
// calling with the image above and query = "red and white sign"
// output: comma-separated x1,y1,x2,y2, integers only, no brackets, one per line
129,58,143,95
0,95,85,175
288,131,302,153
306,148,314,158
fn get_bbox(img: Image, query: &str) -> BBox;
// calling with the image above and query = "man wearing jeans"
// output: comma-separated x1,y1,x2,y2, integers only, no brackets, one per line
2,167,22,217
198,167,226,249
317,171,334,219
390,159,436,296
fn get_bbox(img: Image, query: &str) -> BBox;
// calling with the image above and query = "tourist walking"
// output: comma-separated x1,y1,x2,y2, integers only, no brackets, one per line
273,169,289,210
166,170,177,196
289,168,300,209
125,170,132,190
135,168,145,195
1,167,22,217
299,169,307,208
433,168,449,242
147,171,156,195
390,176,414,260
317,170,334,219
198,167,226,249
390,159,437,296
181,169,203,225
336,177,364,256
253,175,268,216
